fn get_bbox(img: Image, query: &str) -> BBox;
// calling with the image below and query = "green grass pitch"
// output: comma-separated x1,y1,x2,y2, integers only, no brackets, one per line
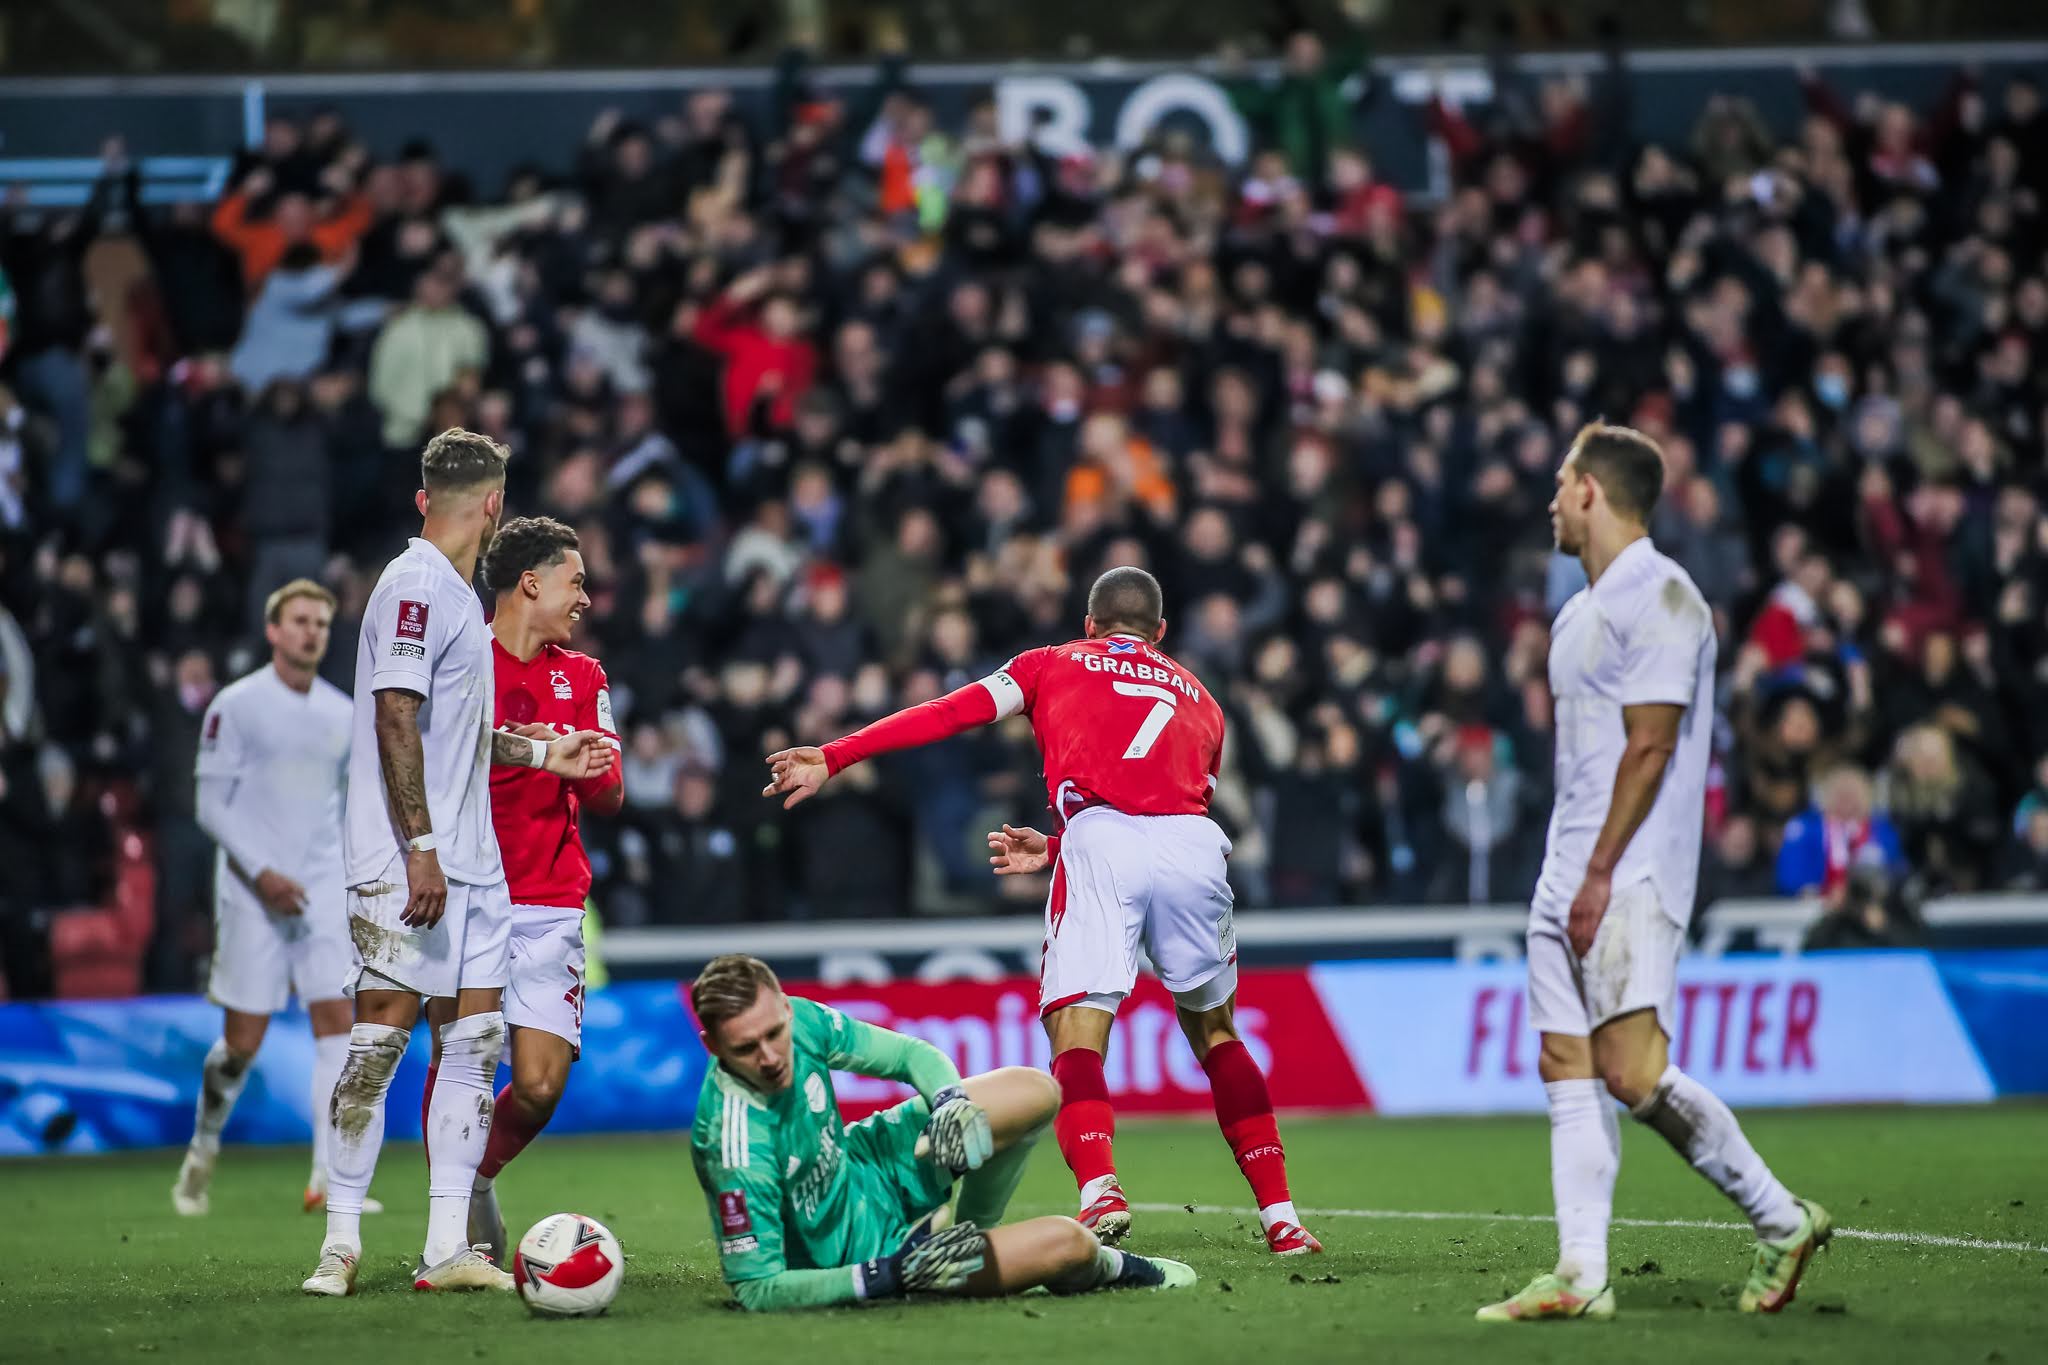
4,1107,2045,1363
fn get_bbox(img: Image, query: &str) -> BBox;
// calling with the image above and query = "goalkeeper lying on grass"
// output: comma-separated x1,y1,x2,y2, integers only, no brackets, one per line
689,954,1194,1310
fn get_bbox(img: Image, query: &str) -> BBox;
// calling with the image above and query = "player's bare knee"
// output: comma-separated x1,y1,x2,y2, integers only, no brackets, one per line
1013,1065,1062,1121
514,1069,565,1119
1051,1216,1098,1270
1537,1033,1593,1083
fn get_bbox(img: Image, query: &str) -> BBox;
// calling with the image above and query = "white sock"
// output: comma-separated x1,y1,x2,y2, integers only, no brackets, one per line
1546,1078,1620,1290
1632,1065,1803,1242
1257,1200,1301,1233
1080,1174,1119,1208
309,1032,348,1189
423,1012,505,1265
191,1039,254,1155
322,1023,409,1253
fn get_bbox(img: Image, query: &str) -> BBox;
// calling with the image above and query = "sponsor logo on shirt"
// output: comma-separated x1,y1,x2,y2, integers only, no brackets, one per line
1105,638,1138,654
395,600,429,640
549,668,573,701
718,1190,751,1233
719,1235,759,1256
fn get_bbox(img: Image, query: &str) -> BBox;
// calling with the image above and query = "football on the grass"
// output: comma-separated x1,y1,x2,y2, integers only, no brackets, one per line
514,1213,623,1317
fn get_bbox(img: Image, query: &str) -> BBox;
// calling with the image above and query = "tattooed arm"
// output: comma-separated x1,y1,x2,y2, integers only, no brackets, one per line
488,725,619,780
374,687,446,928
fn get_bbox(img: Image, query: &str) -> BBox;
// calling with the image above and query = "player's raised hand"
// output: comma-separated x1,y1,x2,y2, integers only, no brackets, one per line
915,1084,996,1175
543,729,617,780
1567,867,1612,958
253,868,309,917
762,746,830,809
986,823,1048,875
402,848,448,928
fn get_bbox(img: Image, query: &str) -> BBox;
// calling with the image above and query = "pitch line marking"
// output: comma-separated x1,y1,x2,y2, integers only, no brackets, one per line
1129,1203,2048,1256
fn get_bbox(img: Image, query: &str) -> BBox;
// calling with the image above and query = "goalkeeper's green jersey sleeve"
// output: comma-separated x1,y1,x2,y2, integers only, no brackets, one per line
689,995,963,1310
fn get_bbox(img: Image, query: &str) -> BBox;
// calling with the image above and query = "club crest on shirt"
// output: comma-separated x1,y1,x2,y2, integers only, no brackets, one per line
549,668,574,701
805,1073,828,1114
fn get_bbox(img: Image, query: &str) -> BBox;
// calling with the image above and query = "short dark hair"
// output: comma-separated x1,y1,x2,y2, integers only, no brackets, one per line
1087,565,1164,636
420,427,510,493
481,516,580,594
691,954,782,1034
1571,422,1665,523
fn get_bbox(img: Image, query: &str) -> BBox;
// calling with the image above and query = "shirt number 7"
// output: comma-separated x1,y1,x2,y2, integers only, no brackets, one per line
1113,681,1179,759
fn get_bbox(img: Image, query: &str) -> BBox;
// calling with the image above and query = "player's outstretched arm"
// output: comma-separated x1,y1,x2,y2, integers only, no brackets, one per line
779,674,1017,801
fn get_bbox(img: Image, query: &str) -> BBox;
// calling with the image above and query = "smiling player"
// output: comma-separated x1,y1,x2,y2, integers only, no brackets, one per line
421,516,624,1267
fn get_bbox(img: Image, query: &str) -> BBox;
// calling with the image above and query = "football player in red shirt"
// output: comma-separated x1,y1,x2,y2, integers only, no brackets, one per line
424,516,624,1265
763,566,1319,1256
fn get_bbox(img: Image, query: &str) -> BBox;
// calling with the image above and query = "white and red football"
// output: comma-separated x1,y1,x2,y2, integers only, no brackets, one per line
513,1213,624,1317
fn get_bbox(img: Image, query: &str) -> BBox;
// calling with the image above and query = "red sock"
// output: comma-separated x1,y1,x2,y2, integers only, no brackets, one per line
1050,1048,1117,1189
478,1083,546,1181
421,1063,437,1167
1203,1040,1291,1209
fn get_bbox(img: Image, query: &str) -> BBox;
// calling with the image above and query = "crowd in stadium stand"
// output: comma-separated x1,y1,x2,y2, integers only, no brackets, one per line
2,34,2047,995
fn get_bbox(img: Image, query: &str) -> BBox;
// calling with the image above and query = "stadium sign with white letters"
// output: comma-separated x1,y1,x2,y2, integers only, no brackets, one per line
2,41,2044,204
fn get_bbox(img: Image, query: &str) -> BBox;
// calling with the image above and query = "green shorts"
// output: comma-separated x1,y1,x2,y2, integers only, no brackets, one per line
842,1095,954,1257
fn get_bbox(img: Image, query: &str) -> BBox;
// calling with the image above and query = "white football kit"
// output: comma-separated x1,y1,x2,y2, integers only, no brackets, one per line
1528,537,1716,1039
194,665,353,1014
342,538,509,999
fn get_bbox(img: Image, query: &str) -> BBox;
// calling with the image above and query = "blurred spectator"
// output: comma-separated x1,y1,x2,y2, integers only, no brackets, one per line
368,256,486,446
1774,765,1906,897
1886,724,2004,892
1801,865,1927,950
1,51,2046,966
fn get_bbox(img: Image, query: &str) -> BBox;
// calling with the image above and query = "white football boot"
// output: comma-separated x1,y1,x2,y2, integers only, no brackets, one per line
413,1244,514,1292
171,1145,215,1216
301,1244,361,1297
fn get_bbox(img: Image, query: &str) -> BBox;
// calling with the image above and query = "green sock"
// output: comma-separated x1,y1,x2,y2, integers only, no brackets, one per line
955,1129,1039,1229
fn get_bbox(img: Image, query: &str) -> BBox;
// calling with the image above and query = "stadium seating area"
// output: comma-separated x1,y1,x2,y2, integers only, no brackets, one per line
2,42,2047,995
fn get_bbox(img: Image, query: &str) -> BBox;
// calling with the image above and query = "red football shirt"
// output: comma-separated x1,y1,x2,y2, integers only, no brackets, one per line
490,639,622,909
997,636,1224,823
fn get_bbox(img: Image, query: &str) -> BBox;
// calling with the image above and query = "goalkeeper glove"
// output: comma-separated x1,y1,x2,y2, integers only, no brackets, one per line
854,1209,988,1299
914,1083,995,1175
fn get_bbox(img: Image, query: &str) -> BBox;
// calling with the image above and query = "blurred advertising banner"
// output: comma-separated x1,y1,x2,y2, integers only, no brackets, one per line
801,972,1371,1120
2,951,2040,1155
1310,952,2008,1115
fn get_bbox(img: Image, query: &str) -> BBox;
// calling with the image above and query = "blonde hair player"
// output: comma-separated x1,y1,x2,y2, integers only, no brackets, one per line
301,430,615,1297
1477,424,1830,1323
175,580,380,1218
